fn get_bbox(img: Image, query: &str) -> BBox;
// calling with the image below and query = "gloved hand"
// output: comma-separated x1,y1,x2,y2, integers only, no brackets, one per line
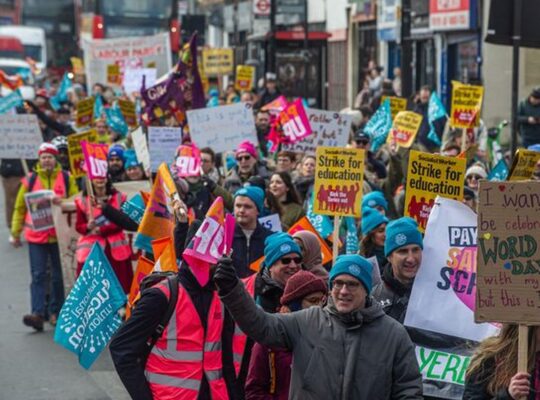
201,175,217,193
214,256,239,295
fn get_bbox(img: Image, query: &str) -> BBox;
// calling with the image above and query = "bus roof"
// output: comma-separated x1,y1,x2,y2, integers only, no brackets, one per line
0,26,45,43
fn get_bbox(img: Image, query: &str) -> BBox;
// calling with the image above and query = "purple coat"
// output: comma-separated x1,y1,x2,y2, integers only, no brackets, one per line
245,343,292,400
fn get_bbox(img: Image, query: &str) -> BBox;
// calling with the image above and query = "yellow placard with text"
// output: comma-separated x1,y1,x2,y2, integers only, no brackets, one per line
508,149,540,181
67,129,98,178
387,111,423,148
313,147,365,218
381,96,408,121
450,81,483,128
202,48,234,76
70,57,84,75
107,64,121,85
76,97,95,128
235,65,255,92
405,150,466,232
118,99,137,127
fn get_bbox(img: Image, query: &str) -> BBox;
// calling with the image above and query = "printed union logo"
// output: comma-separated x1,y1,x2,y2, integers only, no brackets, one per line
349,264,361,275
368,200,377,207
280,244,291,253
395,233,407,246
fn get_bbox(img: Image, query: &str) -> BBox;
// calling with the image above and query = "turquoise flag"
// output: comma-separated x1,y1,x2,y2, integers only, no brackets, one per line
427,92,447,146
93,94,104,120
121,193,145,224
306,193,333,239
488,159,509,181
104,103,128,137
344,217,359,254
364,98,392,152
54,243,126,369
0,89,23,114
50,73,72,110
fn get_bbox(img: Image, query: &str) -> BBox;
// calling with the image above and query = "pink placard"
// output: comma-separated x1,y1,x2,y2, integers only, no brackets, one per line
81,140,109,179
173,144,201,178
278,98,312,144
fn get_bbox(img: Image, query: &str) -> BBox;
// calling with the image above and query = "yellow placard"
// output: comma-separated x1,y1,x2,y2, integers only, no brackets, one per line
202,48,234,76
381,96,408,121
107,64,121,85
404,150,466,232
450,81,484,128
387,111,423,148
76,97,95,128
147,61,157,68
67,129,98,178
313,147,365,218
199,63,209,95
235,65,255,92
70,57,84,75
508,149,540,181
118,99,137,127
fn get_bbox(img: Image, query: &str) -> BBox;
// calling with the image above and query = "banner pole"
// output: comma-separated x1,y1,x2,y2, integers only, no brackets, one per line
85,176,94,217
21,159,29,175
332,216,340,263
517,324,528,400
461,128,467,153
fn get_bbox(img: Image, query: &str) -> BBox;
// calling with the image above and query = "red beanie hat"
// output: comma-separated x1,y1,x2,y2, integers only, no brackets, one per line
280,270,328,306
38,142,58,157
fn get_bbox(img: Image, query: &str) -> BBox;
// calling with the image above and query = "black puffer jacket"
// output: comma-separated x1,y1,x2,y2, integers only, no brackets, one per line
231,222,272,278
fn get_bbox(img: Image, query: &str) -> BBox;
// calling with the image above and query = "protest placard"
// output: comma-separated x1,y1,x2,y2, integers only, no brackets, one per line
187,103,257,153
276,99,313,144
476,180,540,324
415,345,471,388
123,68,157,95
381,96,408,120
173,144,201,177
67,130,98,178
148,126,182,172
82,33,171,91
52,204,79,292
450,81,484,128
0,89,23,114
404,150,466,232
113,181,151,201
118,99,137,127
81,141,109,179
131,127,150,172
202,48,234,76
106,64,121,85
262,96,288,115
70,57,84,75
76,97,95,127
387,111,423,148
24,190,54,231
313,147,365,218
0,114,42,159
258,214,282,233
282,109,352,154
507,149,540,181
235,65,255,91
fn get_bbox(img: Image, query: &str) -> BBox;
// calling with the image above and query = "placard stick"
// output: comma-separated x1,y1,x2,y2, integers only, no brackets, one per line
332,216,340,263
517,324,529,400
461,128,467,153
21,159,29,175
84,177,94,217
221,152,229,177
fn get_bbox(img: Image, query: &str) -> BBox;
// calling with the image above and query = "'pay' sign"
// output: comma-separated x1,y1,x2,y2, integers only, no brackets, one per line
279,99,312,143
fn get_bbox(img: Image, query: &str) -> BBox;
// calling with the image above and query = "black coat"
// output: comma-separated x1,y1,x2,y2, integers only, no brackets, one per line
231,222,272,278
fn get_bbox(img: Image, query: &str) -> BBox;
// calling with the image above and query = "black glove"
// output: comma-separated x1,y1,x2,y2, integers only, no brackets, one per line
201,175,217,193
214,256,239,295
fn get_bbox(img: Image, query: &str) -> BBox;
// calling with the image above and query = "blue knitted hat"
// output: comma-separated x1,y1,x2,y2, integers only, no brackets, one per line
384,217,423,257
234,186,264,213
108,145,125,161
362,191,388,212
263,232,302,269
329,254,373,293
361,207,389,236
123,149,140,169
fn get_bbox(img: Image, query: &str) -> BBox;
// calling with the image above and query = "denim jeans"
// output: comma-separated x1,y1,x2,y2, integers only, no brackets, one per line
28,242,65,317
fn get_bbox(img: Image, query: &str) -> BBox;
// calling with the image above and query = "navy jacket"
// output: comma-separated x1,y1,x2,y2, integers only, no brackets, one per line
231,222,272,278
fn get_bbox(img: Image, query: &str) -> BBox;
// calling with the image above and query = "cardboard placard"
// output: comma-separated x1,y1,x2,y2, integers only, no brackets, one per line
388,111,423,148
131,127,150,172
476,181,540,324
234,65,255,91
313,147,365,217
186,103,257,153
76,97,95,127
450,81,484,128
123,68,157,96
67,130,98,178
24,190,54,231
148,127,182,172
507,149,540,181
70,57,85,75
258,214,283,233
381,95,408,121
106,64,121,85
118,99,137,127
0,114,42,159
404,150,466,232
81,141,109,179
202,48,234,76
283,109,352,155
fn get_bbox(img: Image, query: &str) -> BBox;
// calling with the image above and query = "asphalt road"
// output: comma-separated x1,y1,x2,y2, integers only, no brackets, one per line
0,185,130,400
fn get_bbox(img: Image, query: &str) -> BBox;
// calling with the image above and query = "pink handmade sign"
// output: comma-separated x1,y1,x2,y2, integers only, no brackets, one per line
81,141,109,179
173,144,201,177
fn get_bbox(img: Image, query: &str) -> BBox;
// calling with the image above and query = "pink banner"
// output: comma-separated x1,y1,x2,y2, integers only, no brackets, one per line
172,144,201,178
278,98,312,144
81,141,109,179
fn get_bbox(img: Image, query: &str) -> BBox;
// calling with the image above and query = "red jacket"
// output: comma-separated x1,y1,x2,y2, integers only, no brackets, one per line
245,343,292,400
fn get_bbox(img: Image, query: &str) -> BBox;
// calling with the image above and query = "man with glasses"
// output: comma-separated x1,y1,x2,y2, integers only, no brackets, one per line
214,252,422,399
200,147,221,185
351,128,387,181
224,140,270,194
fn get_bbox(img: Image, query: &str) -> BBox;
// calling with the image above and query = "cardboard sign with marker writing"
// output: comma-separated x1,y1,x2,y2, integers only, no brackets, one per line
476,180,540,324
507,149,540,181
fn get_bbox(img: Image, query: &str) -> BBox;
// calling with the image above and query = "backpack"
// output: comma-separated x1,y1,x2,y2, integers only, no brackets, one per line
27,170,70,197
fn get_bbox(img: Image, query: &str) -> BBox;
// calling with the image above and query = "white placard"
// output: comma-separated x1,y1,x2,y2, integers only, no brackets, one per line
0,114,42,159
187,103,257,153
283,109,352,154
123,68,157,95
258,214,282,233
131,127,151,172
148,127,182,172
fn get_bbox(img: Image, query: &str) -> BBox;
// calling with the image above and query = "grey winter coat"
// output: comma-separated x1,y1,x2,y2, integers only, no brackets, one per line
220,281,423,400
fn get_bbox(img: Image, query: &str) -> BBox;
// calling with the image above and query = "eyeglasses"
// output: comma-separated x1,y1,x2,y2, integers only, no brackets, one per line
467,175,482,180
236,155,252,162
201,158,212,164
280,256,302,265
332,279,362,291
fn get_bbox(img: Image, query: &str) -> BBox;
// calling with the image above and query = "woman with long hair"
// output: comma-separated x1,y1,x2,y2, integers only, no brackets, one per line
464,324,540,399
293,155,316,204
269,171,305,231
359,207,389,272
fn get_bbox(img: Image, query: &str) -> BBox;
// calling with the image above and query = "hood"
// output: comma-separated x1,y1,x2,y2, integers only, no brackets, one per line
293,230,323,270
325,296,385,328
34,162,61,177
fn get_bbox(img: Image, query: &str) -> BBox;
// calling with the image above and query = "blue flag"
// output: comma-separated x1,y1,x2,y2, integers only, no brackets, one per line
0,89,23,114
50,73,72,111
488,159,509,181
344,217,359,254
364,98,392,152
93,94,104,120
427,92,447,146
104,103,128,137
306,193,333,239
54,244,126,369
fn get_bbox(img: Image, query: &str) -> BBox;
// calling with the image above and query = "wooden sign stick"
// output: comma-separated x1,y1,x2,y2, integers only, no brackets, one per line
332,216,340,263
461,128,467,153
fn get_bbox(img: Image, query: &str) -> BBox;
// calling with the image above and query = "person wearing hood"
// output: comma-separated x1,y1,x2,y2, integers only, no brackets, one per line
107,145,127,183
214,253,422,399
292,230,329,279
359,207,389,272
465,163,487,193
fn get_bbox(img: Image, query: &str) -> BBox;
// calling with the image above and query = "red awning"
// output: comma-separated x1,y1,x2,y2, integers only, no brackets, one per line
274,31,331,41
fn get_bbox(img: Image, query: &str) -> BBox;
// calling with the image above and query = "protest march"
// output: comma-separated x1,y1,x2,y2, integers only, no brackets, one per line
2,7,540,400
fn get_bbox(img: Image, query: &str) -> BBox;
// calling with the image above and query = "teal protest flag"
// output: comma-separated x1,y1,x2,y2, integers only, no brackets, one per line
104,103,128,137
54,243,126,369
364,98,392,152
488,159,509,181
0,89,23,114
306,193,333,239
344,217,359,254
93,94,104,120
50,73,72,111
427,92,447,146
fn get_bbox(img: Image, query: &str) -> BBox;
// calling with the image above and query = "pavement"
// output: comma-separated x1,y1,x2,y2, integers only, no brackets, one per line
0,186,130,400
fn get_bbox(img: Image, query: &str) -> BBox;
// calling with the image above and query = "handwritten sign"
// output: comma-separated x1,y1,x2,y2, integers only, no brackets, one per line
123,68,157,95
277,99,312,144
118,99,137,127
450,81,483,128
24,190,54,231
81,141,109,179
0,114,42,158
507,149,540,181
381,96,408,121
76,97,95,127
476,181,540,324
283,109,352,154
405,150,466,232
202,48,234,76
187,103,257,153
131,127,150,172
388,111,423,148
313,147,365,218
235,65,255,91
67,130,98,178
148,127,182,172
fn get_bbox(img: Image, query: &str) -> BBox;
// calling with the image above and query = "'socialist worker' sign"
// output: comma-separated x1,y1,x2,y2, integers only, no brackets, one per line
313,147,365,218
476,181,540,324
450,81,484,129
405,150,466,232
